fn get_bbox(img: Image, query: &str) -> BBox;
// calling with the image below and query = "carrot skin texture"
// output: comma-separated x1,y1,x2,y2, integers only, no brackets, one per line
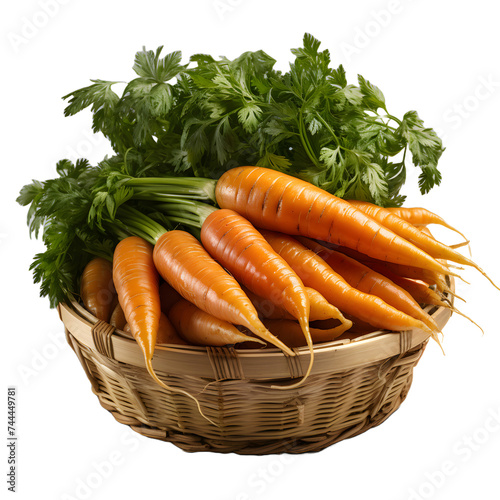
112,237,161,363
215,166,450,275
244,285,349,324
348,200,466,265
260,230,430,333
319,242,450,291
384,206,467,241
80,257,116,322
168,299,265,346
299,237,439,333
152,229,294,356
200,209,310,330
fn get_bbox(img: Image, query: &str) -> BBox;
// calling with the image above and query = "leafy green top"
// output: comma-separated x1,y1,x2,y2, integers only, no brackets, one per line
62,33,444,206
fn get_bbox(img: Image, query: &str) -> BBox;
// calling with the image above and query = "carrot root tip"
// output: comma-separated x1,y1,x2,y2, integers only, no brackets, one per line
451,307,485,335
145,358,219,427
272,319,315,391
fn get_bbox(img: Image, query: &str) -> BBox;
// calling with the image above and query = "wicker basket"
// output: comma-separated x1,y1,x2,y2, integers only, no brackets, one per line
57,280,453,455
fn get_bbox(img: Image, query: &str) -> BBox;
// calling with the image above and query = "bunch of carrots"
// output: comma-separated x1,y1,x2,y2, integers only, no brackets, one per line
69,165,499,423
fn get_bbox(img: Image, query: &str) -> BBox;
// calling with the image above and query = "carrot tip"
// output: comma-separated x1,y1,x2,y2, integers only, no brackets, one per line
476,266,500,292
430,331,445,356
145,358,219,427
271,319,315,391
451,307,485,335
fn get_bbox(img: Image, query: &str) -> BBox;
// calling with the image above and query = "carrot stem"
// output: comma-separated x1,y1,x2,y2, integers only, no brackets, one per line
115,205,167,244
156,199,217,228
124,176,217,202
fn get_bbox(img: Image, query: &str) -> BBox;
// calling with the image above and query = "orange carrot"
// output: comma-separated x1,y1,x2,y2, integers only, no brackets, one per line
80,257,116,322
109,301,127,330
322,243,454,294
259,230,434,334
152,229,295,357
298,237,440,335
113,236,215,425
384,206,468,242
199,209,314,389
110,295,190,341
243,285,350,326
379,272,483,333
215,166,454,277
112,237,161,368
156,312,189,345
420,225,470,254
348,200,498,290
168,299,266,347
305,288,351,325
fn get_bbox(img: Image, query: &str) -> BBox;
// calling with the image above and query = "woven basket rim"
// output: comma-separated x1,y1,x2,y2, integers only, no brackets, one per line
58,277,453,381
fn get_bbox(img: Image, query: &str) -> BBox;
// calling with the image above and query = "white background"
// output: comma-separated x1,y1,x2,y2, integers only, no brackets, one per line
2,1,500,499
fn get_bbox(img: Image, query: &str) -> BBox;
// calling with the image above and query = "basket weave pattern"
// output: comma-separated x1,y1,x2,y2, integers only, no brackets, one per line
58,296,451,454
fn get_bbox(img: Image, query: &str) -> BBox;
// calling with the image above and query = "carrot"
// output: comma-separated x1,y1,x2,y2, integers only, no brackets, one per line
113,236,161,364
298,236,440,337
112,235,215,425
383,274,483,334
420,225,470,254
261,319,350,348
152,229,295,357
305,288,351,325
314,238,482,334
348,200,498,290
110,293,194,341
323,243,456,296
215,166,454,277
109,301,127,330
168,299,266,347
199,208,314,389
156,312,189,345
259,230,434,334
80,257,116,322
243,285,350,325
384,206,468,242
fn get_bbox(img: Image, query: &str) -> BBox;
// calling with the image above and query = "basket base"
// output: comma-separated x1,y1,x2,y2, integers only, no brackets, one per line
98,383,411,455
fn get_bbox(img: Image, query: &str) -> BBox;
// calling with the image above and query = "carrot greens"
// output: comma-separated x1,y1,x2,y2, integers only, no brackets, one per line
62,33,444,207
